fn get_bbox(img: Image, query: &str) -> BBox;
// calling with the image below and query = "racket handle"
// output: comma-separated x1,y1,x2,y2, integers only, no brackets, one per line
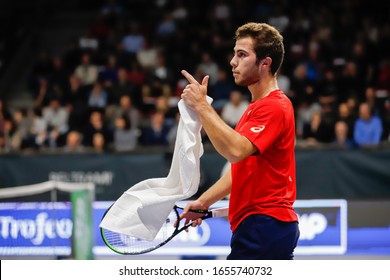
211,207,229,218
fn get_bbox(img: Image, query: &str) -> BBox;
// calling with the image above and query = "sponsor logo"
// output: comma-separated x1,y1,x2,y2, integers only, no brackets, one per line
250,125,265,133
0,212,73,245
298,213,328,240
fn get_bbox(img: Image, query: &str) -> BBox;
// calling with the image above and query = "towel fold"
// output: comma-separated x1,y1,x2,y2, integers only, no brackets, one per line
100,97,212,241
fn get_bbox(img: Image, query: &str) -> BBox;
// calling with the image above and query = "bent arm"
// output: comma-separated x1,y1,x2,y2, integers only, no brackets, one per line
196,102,257,163
180,70,257,163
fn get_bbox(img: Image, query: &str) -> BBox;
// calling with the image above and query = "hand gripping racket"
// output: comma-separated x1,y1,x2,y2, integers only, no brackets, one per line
100,205,228,255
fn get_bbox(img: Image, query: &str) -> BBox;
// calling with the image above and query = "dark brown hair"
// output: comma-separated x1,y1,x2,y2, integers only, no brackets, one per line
235,22,284,75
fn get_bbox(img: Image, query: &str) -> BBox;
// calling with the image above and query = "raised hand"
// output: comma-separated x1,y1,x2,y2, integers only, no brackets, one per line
180,70,209,111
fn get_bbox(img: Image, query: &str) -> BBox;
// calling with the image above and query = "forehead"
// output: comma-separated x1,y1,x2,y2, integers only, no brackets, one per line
234,37,255,53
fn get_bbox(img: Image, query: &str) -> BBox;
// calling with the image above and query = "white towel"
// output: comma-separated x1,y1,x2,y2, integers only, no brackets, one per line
99,97,212,241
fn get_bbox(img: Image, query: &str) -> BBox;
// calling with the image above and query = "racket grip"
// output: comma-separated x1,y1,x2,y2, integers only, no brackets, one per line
211,207,229,218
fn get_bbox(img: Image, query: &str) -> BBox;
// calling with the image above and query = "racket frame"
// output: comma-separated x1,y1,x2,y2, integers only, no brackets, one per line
100,205,225,255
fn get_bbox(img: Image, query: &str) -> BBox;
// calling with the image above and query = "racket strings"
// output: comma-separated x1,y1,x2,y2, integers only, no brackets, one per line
102,211,179,254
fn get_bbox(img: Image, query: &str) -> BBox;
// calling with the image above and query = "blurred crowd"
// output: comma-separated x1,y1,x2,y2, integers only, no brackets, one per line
0,0,389,154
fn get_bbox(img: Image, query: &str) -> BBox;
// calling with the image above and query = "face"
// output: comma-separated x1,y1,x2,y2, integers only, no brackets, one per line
230,37,260,86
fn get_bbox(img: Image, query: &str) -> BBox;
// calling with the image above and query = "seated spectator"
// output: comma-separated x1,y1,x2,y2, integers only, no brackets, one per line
91,132,107,153
140,111,171,146
106,94,140,131
113,115,138,152
99,54,119,87
332,120,355,148
221,90,249,127
12,108,31,150
74,52,99,87
42,98,69,147
154,96,177,122
1,118,18,152
83,111,112,147
64,74,89,131
302,111,334,145
63,131,85,153
88,81,109,110
336,102,356,140
109,67,141,107
353,102,383,147
23,108,47,150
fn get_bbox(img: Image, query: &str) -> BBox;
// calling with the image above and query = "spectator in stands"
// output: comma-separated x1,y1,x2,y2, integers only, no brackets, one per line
87,81,109,110
74,52,99,87
23,108,47,150
141,111,171,146
108,67,139,107
302,111,334,145
83,111,112,148
136,38,159,71
122,23,145,55
42,98,69,146
353,102,383,147
154,95,177,122
196,52,219,86
288,63,317,110
91,132,107,153
156,13,177,39
221,90,249,128
63,74,88,131
106,94,140,131
338,61,363,103
332,120,355,148
99,54,119,88
317,68,338,115
33,78,59,109
12,108,30,150
1,118,18,152
113,114,138,152
336,102,356,140
63,130,85,153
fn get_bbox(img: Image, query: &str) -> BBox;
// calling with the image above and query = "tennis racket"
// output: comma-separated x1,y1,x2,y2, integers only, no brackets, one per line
100,204,228,255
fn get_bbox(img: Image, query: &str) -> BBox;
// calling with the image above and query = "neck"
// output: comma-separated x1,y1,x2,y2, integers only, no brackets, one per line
248,78,279,102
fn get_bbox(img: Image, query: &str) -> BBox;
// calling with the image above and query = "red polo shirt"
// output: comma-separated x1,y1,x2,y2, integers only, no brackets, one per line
229,89,298,232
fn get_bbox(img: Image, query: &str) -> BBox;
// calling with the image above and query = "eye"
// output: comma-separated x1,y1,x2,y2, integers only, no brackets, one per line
237,51,247,58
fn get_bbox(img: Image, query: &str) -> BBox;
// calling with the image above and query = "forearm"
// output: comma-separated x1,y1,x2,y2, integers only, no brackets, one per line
196,102,256,163
180,70,256,162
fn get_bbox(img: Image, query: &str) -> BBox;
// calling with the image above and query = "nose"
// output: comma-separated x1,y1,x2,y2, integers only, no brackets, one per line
230,55,237,68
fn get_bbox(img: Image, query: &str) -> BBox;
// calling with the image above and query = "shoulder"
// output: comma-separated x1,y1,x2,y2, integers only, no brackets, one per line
253,94,288,115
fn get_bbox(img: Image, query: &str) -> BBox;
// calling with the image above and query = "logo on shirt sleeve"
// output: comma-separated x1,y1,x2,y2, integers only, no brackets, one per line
250,125,266,133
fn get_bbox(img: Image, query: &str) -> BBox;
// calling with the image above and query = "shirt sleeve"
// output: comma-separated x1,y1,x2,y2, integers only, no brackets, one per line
237,100,285,153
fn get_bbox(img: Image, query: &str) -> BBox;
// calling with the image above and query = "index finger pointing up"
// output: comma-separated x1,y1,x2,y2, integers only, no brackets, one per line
181,70,199,85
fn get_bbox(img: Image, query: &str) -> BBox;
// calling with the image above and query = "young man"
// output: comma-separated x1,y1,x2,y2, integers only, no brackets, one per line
180,22,299,260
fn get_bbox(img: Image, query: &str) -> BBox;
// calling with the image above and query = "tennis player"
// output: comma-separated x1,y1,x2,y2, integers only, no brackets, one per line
180,22,299,260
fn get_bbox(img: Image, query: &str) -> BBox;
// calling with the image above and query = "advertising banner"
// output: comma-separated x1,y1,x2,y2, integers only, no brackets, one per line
1,199,389,258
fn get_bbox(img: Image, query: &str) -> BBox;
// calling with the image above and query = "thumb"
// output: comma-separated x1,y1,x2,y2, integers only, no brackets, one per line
201,75,209,87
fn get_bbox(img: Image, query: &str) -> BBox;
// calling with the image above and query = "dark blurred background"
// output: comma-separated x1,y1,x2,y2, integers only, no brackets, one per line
0,0,389,154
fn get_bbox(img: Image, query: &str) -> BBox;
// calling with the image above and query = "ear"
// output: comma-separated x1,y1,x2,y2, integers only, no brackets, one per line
261,57,272,67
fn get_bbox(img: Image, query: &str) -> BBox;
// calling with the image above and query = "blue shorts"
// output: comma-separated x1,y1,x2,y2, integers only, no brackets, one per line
227,214,300,260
